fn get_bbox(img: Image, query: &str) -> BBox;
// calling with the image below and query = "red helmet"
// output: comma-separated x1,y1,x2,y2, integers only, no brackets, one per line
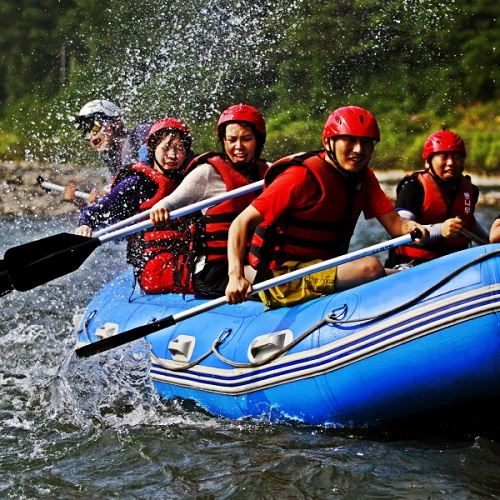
422,130,466,160
216,104,266,138
322,106,380,142
147,117,191,153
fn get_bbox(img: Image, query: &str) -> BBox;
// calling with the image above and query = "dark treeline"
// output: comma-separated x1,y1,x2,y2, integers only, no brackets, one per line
0,0,498,172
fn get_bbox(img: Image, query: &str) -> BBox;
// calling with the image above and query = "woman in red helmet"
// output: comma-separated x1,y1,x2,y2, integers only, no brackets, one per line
387,129,488,268
149,104,269,299
75,117,200,294
225,105,428,309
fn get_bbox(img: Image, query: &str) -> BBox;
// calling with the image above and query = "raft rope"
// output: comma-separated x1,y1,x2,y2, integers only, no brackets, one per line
152,342,215,372
324,248,500,327
151,314,333,372
150,249,500,372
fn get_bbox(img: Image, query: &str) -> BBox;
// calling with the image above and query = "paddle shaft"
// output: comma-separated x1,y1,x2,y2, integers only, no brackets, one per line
94,180,265,238
1,180,265,294
38,178,91,200
460,227,489,246
75,231,418,357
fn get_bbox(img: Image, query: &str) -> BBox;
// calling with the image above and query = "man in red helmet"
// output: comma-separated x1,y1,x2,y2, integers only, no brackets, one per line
387,129,488,268
225,105,428,309
149,104,269,299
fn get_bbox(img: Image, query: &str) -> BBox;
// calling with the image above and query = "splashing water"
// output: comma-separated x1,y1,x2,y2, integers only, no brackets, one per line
26,0,302,166
2,210,500,497
19,0,468,170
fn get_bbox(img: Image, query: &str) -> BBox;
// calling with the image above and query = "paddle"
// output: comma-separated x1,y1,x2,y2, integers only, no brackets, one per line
460,227,489,246
0,181,265,295
75,230,421,358
94,180,264,237
37,176,91,200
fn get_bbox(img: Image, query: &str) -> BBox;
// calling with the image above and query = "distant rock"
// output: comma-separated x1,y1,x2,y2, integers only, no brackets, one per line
1,162,499,216
0,161,108,215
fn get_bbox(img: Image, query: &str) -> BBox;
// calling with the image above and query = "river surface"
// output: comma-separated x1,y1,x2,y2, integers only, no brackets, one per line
2,207,500,499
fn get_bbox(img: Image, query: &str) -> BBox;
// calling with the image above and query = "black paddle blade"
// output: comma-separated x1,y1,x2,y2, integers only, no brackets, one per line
0,259,13,296
4,233,101,291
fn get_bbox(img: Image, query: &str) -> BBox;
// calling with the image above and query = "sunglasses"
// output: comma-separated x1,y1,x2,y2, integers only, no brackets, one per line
79,119,103,138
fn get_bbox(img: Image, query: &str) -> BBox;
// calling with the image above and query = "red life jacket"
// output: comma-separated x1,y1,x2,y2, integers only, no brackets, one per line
186,153,268,263
394,171,476,263
123,162,202,294
112,161,176,208
249,151,369,271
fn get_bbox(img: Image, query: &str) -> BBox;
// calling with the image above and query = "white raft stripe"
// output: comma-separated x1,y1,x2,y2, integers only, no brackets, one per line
151,288,500,389
150,285,500,394
153,287,499,378
153,285,498,378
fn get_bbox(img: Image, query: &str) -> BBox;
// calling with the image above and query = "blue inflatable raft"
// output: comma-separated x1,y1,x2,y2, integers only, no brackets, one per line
76,244,500,428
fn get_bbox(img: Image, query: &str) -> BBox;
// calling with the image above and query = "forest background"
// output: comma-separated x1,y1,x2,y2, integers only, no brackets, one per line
0,0,497,174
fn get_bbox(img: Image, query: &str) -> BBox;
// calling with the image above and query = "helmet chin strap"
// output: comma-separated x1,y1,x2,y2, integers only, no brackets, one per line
427,161,462,189
153,157,184,184
325,138,369,177
154,157,168,174
325,138,343,169
221,150,260,182
99,124,123,157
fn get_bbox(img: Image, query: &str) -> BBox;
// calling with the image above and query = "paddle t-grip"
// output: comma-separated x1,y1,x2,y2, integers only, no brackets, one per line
410,228,423,241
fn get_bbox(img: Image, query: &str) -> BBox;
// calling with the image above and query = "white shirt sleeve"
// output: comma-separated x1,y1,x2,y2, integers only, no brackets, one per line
397,208,442,239
151,164,227,213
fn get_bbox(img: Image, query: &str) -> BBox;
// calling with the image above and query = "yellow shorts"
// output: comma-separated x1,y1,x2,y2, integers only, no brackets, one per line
258,259,337,309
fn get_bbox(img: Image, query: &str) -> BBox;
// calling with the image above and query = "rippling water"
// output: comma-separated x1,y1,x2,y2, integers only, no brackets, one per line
2,208,500,499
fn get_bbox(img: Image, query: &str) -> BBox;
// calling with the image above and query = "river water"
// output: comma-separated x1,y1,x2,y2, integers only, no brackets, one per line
2,206,500,499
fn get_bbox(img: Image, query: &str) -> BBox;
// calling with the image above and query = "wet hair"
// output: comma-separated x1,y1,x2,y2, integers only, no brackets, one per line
147,129,192,167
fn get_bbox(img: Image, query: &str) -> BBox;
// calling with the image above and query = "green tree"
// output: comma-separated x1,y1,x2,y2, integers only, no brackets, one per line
453,0,499,102
0,0,498,170
0,0,75,111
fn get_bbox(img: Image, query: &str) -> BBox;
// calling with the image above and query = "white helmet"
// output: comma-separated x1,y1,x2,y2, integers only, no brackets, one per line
76,99,123,120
